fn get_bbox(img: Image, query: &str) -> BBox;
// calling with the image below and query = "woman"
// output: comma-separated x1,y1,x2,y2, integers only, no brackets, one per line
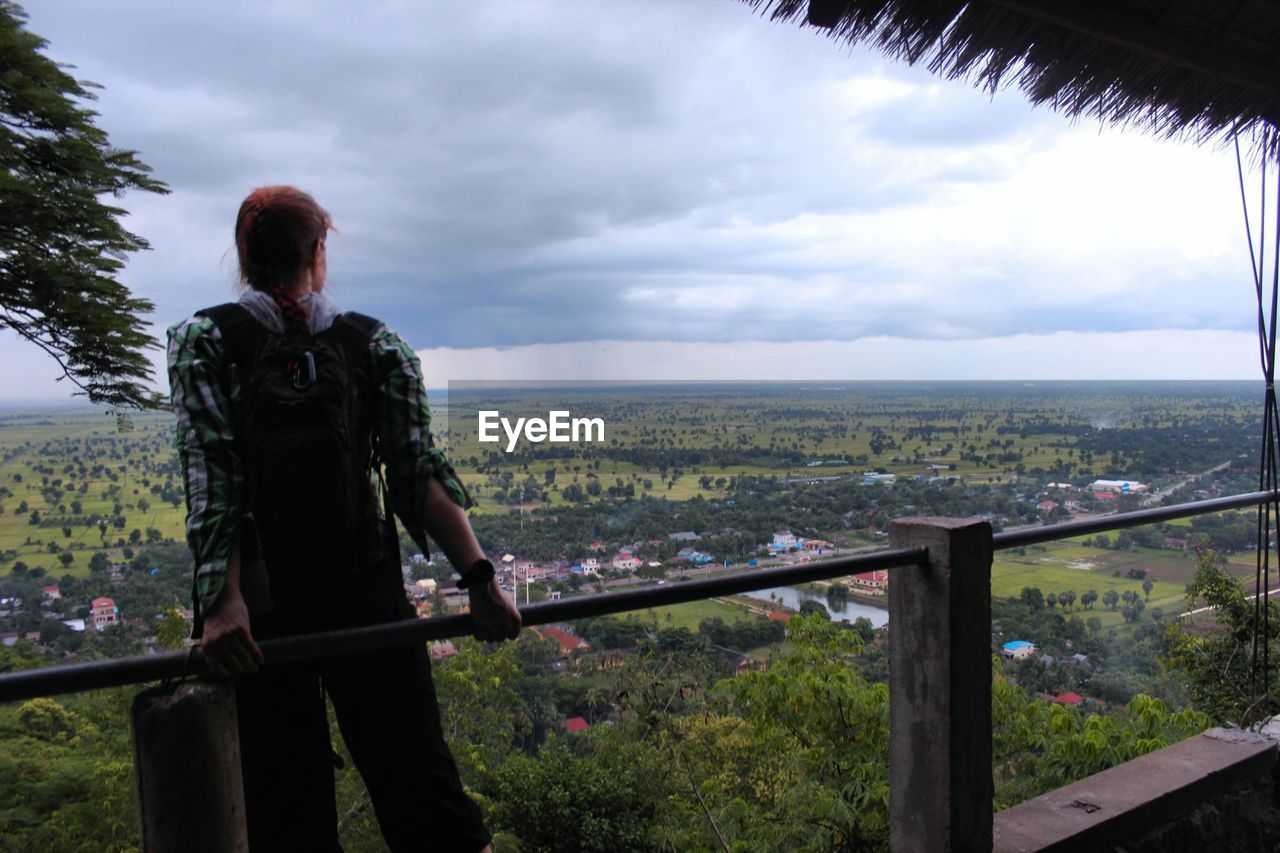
167,185,519,851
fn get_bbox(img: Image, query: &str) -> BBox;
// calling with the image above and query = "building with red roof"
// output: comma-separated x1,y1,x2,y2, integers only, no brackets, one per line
90,597,119,630
1054,691,1085,706
851,570,889,595
535,625,591,655
565,716,589,733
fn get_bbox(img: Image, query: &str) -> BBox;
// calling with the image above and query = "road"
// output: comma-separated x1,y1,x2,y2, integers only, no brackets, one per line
1144,460,1235,504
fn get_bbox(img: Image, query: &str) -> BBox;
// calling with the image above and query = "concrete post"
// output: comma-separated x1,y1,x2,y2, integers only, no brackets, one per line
888,517,993,853
131,680,246,852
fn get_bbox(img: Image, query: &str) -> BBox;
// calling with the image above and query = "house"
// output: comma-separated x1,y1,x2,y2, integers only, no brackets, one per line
861,472,896,485
514,561,546,582
1037,500,1059,513
801,539,832,553
41,584,60,602
1054,691,1085,706
565,716,589,734
91,597,119,630
535,625,591,656
772,531,798,550
612,553,642,572
851,570,888,595
1002,640,1036,660
61,618,86,633
668,531,701,542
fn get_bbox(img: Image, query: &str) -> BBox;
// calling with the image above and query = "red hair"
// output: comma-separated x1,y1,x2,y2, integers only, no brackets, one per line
234,186,331,332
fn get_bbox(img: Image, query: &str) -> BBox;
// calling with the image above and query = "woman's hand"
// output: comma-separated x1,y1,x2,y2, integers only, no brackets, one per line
201,585,263,677
469,577,521,642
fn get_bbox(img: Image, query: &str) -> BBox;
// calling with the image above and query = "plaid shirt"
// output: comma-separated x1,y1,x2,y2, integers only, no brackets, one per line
167,297,469,620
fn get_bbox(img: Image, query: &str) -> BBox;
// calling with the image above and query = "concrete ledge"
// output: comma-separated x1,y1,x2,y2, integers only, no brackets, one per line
994,728,1279,852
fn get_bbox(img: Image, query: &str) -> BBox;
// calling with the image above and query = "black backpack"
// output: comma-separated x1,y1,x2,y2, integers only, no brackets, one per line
196,303,390,588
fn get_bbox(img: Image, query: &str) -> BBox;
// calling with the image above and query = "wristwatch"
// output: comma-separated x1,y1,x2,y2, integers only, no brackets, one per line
456,558,496,590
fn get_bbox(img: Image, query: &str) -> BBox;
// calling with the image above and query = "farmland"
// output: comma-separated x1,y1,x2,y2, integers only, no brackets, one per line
0,381,1264,615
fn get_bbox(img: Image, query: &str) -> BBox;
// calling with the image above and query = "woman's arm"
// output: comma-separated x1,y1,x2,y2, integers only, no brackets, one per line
369,325,519,640
421,476,521,641
199,546,264,675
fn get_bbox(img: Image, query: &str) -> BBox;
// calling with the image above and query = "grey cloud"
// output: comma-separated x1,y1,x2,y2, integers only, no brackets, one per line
18,1,1241,357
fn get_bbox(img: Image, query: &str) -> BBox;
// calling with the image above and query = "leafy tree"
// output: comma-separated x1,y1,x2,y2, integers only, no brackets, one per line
1080,589,1098,610
1142,579,1154,601
490,732,665,852
0,2,168,407
717,615,890,850
1020,586,1045,611
798,599,830,620
153,607,189,651
992,685,1209,809
1122,599,1145,623
1163,551,1280,725
1103,589,1120,610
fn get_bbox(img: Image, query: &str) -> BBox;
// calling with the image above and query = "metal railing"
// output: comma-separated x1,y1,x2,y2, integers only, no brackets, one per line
0,490,1271,705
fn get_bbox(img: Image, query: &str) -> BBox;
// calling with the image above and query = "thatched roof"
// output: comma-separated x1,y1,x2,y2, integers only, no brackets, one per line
747,0,1280,159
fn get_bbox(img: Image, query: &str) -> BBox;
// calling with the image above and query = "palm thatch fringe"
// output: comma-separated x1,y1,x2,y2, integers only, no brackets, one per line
746,0,1280,161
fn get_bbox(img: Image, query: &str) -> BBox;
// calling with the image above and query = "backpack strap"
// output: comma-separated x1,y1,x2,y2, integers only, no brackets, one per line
325,311,401,557
334,311,382,340
195,302,263,380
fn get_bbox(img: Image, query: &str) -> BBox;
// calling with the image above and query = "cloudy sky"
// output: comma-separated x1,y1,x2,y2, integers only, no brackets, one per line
4,0,1268,400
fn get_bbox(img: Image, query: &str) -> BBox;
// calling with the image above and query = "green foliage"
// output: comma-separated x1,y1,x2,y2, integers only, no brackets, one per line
1162,550,1280,725
430,638,528,779
0,2,168,407
992,681,1209,809
489,733,665,852
153,606,188,651
0,689,137,850
715,615,889,850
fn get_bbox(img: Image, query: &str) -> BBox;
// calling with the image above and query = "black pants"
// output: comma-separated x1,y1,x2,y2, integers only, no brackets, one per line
235,572,490,852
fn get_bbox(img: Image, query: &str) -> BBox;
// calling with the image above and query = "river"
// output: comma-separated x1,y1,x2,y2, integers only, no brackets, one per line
741,586,888,628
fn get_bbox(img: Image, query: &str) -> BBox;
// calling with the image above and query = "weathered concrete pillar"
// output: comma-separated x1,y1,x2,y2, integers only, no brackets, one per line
888,517,993,853
131,680,246,852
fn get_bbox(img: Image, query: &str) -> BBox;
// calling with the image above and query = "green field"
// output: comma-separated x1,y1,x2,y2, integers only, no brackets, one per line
992,541,1199,626
626,597,761,632
441,381,1260,513
0,407,184,578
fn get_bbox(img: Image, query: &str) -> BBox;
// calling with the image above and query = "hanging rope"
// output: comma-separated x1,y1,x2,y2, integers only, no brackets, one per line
1234,127,1280,725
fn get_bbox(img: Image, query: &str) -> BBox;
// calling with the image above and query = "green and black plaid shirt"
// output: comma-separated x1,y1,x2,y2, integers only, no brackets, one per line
167,294,469,619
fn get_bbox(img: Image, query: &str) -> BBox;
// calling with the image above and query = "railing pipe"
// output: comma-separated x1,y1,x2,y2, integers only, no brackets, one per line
0,546,926,704
6,488,1273,706
993,489,1273,550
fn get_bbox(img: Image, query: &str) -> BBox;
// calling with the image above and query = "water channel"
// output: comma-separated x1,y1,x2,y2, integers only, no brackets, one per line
741,586,888,628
